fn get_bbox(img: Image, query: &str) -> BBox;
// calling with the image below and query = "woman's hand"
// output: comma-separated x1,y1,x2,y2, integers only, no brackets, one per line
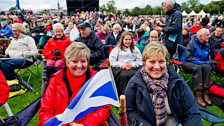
121,64,132,70
69,122,84,126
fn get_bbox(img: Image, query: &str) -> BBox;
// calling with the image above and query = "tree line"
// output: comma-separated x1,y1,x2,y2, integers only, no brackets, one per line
100,0,224,16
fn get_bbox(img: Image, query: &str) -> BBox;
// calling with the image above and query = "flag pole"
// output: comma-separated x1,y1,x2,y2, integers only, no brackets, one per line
119,95,128,126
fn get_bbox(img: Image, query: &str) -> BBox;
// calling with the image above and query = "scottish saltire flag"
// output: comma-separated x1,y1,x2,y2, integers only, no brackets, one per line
16,0,21,10
45,68,120,126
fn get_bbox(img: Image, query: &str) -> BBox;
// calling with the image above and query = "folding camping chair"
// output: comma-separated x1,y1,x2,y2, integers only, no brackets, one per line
170,44,191,83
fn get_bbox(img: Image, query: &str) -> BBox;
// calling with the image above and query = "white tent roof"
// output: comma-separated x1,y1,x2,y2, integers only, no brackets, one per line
189,10,197,16
182,10,188,16
198,10,206,16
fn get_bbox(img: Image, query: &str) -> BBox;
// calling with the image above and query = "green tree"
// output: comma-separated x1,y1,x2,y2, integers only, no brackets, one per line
142,5,153,15
188,0,199,9
99,0,117,13
131,7,141,16
181,2,190,13
123,9,131,15
152,6,163,15
39,9,49,15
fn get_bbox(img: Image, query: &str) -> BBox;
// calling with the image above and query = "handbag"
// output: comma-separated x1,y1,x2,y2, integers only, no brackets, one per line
0,116,21,126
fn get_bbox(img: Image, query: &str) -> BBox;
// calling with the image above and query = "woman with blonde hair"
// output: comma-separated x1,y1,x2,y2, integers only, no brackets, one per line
125,42,202,126
38,42,110,126
109,31,142,96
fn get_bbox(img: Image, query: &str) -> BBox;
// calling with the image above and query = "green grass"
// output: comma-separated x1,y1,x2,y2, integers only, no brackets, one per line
0,64,223,126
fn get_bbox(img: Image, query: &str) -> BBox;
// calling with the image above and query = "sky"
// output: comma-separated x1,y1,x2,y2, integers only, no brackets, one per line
0,0,213,11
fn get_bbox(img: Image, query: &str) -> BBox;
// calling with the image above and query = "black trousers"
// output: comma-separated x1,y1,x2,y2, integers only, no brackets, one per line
112,67,138,96
181,62,211,91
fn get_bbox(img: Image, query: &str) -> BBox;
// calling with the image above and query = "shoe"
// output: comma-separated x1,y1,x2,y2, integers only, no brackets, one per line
15,76,35,92
10,84,21,92
195,91,206,107
203,90,212,105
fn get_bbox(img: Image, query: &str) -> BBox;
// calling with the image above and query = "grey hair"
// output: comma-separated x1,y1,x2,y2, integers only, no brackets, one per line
197,28,209,38
164,0,176,7
53,23,64,32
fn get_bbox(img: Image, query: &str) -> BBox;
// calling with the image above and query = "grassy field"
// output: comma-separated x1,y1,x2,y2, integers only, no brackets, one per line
0,64,223,126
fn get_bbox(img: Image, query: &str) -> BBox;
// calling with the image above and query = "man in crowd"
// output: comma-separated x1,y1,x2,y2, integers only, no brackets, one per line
76,22,104,70
31,19,46,44
156,0,183,57
210,27,224,59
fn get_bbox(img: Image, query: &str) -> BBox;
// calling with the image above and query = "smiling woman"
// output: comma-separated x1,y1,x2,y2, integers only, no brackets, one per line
124,42,203,126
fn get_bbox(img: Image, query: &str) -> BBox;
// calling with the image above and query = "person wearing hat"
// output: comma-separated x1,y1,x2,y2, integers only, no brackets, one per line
76,22,104,70
31,19,46,44
1,23,38,81
0,20,13,38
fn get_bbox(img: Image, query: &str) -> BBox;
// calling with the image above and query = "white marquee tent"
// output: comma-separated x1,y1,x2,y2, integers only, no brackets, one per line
188,10,197,16
197,10,206,16
182,10,188,16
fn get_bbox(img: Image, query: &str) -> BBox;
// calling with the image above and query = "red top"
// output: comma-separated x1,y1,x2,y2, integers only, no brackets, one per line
42,35,72,60
38,67,110,126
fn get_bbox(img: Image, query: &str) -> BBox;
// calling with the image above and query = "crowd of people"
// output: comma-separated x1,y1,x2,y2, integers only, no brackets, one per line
0,0,224,125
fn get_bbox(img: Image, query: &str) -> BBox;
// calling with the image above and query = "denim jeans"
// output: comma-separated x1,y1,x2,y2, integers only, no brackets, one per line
0,58,33,80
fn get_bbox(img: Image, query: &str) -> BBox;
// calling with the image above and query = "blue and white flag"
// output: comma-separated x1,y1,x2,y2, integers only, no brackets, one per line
45,68,120,126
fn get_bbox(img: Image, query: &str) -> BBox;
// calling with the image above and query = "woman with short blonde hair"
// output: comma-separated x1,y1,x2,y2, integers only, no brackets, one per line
125,42,202,126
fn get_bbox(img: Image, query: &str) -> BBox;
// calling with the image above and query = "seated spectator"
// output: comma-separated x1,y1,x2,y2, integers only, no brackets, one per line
38,42,110,126
125,42,202,126
64,22,74,39
76,22,104,70
97,24,110,42
30,19,46,44
104,23,123,58
109,31,142,96
42,23,72,69
182,27,191,46
136,30,159,53
190,21,202,34
209,27,224,59
0,20,13,38
105,23,122,47
129,20,140,33
181,28,212,107
1,23,38,80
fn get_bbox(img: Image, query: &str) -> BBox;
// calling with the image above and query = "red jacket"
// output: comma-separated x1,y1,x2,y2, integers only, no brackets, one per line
0,70,10,106
190,25,202,33
38,67,110,126
42,35,72,60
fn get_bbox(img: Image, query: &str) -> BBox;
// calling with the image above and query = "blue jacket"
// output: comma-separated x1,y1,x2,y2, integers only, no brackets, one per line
185,37,210,64
0,24,13,37
124,66,202,126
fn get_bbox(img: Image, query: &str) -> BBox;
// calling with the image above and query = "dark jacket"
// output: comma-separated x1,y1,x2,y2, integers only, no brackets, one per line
124,66,202,126
209,33,224,59
185,38,210,64
76,31,104,61
162,3,183,45
105,32,122,46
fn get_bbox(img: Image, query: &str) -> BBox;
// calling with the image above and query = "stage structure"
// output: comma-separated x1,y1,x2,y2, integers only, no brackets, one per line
66,0,99,15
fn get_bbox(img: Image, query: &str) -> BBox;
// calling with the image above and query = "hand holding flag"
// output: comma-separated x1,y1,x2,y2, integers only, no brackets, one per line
45,68,120,126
